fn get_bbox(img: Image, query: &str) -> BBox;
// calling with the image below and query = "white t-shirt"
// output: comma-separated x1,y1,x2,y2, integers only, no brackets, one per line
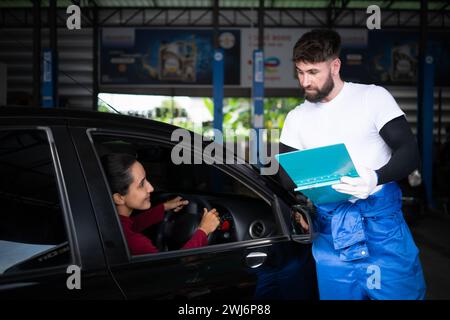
280,82,404,188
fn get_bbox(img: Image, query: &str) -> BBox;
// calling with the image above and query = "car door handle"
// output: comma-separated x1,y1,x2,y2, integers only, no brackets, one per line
245,252,267,268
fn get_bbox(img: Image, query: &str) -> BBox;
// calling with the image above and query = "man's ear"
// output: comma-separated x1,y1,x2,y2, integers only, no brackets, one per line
113,192,125,205
331,58,341,76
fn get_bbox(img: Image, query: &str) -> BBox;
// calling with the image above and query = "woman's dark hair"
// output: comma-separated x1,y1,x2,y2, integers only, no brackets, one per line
101,153,136,195
292,29,341,64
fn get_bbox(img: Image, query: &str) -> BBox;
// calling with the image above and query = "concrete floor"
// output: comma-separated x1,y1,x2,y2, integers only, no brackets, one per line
406,207,450,300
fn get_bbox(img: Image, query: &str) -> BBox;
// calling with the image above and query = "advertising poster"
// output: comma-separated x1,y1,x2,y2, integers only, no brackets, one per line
366,30,450,86
101,28,240,85
366,30,419,85
241,28,307,88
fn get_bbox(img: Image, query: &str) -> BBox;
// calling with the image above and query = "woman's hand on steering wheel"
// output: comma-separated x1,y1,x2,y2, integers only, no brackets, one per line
198,208,220,236
163,196,189,212
160,194,219,249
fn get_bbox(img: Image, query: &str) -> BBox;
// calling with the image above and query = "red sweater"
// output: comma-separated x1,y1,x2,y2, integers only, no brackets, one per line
119,203,208,255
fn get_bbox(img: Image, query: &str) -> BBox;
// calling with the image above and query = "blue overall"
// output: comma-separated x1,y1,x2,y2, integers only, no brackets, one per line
312,182,426,300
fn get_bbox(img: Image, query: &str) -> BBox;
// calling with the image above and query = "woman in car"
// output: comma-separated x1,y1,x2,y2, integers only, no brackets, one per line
101,153,220,255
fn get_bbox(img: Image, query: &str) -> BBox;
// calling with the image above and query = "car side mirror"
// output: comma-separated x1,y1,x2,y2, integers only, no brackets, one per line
290,204,317,244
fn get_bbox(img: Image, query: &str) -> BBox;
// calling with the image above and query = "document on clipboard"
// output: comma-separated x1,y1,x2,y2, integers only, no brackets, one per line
274,143,359,205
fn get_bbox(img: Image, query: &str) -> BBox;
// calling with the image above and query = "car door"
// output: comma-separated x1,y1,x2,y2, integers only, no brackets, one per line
0,121,123,299
69,120,317,299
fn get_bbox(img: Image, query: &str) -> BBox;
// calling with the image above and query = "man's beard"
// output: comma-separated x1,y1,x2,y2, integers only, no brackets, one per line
301,73,335,103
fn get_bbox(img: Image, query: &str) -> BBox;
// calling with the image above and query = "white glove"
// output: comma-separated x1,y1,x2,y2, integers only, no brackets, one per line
331,167,378,200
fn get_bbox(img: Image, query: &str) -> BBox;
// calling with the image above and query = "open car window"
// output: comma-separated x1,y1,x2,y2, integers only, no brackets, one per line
92,133,283,255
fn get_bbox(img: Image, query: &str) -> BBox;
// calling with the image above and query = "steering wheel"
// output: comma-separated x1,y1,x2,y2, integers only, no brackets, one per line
160,194,216,251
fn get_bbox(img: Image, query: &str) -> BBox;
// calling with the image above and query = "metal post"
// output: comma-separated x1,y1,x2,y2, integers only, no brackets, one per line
421,54,435,208
417,0,427,153
212,0,223,135
327,0,336,28
213,0,219,50
252,0,265,167
93,4,99,110
32,0,41,107
258,0,264,50
417,0,435,208
49,0,58,107
438,88,442,150
211,0,224,193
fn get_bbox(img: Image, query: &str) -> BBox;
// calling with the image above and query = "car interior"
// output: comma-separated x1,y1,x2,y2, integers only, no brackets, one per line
93,134,281,252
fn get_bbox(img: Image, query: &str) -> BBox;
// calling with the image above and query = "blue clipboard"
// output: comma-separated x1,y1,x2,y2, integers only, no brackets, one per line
275,143,359,205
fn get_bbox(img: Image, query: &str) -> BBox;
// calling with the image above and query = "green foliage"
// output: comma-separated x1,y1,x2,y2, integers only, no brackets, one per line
97,96,304,142
203,97,304,142
264,97,304,130
98,102,111,113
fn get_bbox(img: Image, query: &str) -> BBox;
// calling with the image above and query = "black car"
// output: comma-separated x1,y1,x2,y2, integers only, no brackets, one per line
0,107,317,299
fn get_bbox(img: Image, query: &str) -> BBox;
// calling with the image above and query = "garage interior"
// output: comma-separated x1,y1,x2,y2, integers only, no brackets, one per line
0,0,449,300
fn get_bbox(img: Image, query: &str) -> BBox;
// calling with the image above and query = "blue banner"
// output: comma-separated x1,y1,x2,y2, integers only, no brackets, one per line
41,48,54,108
341,30,450,86
100,28,240,85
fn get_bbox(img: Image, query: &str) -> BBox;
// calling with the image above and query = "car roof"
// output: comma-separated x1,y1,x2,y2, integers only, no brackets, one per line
0,107,287,202
0,106,178,131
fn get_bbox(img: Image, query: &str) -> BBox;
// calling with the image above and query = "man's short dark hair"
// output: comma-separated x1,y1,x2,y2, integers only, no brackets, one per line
292,29,341,64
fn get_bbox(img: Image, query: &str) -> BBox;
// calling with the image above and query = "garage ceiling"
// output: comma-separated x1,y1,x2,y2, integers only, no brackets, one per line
0,0,449,10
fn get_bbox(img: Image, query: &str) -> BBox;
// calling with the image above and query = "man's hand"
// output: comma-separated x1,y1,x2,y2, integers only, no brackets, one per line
293,211,309,232
331,167,378,200
164,196,189,212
